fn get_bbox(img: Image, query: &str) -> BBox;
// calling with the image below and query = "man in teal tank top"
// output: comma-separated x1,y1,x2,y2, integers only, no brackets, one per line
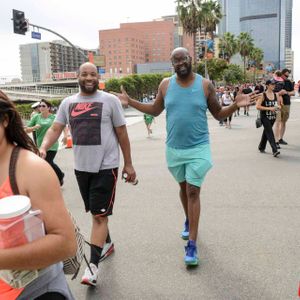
113,47,259,267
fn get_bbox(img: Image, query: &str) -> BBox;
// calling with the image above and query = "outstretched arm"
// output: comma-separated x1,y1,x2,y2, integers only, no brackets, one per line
205,80,259,120
111,79,168,117
205,81,237,120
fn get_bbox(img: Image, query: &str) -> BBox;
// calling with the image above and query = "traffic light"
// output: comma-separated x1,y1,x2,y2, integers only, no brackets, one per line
12,9,28,35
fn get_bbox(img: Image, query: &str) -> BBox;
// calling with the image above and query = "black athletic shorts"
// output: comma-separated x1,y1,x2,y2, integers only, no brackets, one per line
74,168,118,216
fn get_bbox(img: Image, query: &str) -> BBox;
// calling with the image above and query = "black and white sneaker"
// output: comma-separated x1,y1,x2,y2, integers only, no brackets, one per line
99,242,114,262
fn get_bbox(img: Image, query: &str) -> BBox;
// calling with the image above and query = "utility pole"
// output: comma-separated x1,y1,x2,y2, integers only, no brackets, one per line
12,9,88,61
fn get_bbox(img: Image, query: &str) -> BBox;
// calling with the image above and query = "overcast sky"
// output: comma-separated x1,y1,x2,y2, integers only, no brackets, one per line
0,0,299,80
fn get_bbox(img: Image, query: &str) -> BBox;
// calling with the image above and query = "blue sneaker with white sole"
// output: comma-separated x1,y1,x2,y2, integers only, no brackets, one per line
184,240,199,266
181,219,189,240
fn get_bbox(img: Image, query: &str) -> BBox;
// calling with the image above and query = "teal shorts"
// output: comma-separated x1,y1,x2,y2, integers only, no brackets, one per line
166,144,213,187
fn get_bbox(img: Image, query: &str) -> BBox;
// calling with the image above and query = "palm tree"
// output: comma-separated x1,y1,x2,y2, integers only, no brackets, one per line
200,0,223,41
218,32,238,62
237,32,254,81
176,0,202,68
177,0,222,77
249,47,264,82
199,0,223,78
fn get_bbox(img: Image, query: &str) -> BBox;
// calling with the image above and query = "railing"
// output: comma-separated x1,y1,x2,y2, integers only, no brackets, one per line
1,86,78,95
1,86,78,101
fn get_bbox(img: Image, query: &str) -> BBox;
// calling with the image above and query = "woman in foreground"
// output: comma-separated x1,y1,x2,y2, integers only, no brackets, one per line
0,90,76,299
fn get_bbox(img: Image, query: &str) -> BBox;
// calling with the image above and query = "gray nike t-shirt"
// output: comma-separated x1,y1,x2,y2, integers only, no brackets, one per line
55,91,126,172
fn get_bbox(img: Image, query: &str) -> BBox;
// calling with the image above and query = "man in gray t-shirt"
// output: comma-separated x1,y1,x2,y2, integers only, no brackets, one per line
40,62,136,287
56,90,126,172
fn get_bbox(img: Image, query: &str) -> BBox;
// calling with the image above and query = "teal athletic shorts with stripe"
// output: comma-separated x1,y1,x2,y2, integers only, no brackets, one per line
166,144,213,187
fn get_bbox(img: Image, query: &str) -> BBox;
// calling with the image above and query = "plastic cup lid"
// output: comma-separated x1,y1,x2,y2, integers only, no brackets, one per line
0,195,31,219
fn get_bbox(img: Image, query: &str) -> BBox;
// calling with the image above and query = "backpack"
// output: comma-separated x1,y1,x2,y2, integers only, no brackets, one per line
9,147,87,280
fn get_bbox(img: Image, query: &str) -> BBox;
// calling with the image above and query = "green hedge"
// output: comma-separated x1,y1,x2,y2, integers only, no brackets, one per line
104,73,171,100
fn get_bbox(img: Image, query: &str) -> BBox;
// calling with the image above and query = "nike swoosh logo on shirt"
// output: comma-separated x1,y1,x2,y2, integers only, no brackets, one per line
71,106,97,117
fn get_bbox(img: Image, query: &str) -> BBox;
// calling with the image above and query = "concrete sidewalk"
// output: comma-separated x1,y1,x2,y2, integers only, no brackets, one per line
55,101,300,299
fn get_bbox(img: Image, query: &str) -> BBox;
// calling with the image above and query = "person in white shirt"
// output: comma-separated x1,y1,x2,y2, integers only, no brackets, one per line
221,91,233,128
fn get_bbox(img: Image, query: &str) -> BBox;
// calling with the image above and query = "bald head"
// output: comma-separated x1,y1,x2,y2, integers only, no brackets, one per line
170,47,192,80
78,62,97,75
171,47,189,59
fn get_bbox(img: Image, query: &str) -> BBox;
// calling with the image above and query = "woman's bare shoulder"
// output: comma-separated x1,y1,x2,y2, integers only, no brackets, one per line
18,148,48,170
17,149,58,193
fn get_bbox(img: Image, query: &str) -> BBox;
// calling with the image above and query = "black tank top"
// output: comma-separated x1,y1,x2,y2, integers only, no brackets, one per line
261,92,277,121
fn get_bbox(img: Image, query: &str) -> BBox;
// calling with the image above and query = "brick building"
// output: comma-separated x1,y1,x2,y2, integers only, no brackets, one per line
99,16,193,77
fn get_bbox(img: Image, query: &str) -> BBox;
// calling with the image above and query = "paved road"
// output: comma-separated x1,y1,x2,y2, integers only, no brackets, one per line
54,99,300,300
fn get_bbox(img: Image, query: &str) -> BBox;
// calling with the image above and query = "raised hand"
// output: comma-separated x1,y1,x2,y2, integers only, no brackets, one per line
235,91,261,108
110,85,130,107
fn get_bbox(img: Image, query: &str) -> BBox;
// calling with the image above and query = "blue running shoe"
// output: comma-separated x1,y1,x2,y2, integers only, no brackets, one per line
181,219,189,240
184,240,199,266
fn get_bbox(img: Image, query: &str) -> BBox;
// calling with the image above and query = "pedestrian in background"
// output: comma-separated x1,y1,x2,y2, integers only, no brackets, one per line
0,90,76,300
112,47,258,267
242,84,253,116
256,80,280,157
274,69,295,146
39,62,136,286
26,99,65,186
233,86,240,117
29,102,40,145
144,113,154,137
221,90,233,128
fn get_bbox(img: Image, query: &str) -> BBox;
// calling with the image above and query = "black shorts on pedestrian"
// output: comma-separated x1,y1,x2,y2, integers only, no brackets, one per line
74,168,118,216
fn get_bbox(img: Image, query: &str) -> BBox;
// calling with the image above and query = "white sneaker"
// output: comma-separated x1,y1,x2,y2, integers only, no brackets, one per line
81,263,98,286
99,242,114,262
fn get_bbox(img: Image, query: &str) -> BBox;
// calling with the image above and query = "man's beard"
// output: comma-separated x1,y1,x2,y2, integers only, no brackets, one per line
175,64,192,79
79,81,99,94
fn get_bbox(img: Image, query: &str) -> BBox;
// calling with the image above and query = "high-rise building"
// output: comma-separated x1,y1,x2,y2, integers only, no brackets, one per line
20,40,97,82
99,17,193,76
218,0,240,36
218,0,293,70
285,48,294,74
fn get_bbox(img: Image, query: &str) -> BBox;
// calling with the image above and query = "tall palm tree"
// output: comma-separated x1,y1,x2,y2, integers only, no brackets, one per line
199,0,222,78
176,0,202,68
249,47,264,82
237,32,254,81
218,32,238,62
177,0,222,77
200,0,223,41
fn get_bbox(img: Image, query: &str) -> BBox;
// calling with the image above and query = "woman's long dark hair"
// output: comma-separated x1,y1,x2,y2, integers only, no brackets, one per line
0,90,38,154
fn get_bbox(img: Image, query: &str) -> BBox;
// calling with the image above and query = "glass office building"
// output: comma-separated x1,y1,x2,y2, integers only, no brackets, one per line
218,0,293,69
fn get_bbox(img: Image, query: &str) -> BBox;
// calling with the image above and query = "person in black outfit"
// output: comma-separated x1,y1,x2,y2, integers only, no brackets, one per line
242,85,252,116
254,82,264,93
233,86,240,116
256,80,280,157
